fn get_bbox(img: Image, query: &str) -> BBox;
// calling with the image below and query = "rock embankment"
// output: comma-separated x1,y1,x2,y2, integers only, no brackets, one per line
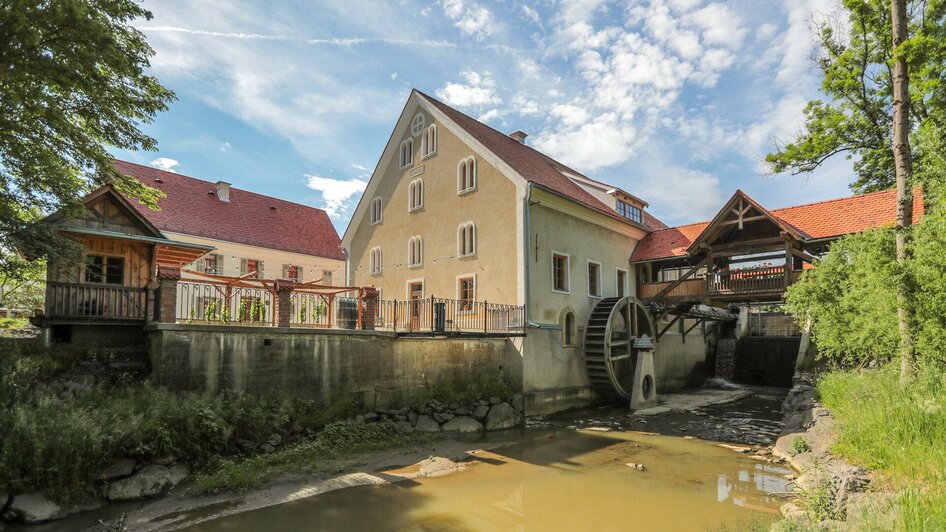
356,394,525,435
772,379,893,530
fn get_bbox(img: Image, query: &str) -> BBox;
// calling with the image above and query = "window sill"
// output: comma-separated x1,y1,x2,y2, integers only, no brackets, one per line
370,220,382,226
408,206,423,213
551,288,571,295
399,163,413,171
458,253,477,259
457,187,477,196
422,152,437,160
408,264,422,269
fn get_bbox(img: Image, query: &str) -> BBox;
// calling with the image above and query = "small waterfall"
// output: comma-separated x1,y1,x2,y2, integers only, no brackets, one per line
716,338,737,381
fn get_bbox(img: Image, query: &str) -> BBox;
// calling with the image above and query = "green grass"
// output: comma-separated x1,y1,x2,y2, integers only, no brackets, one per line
0,317,30,329
430,364,513,404
192,420,440,494
817,365,946,530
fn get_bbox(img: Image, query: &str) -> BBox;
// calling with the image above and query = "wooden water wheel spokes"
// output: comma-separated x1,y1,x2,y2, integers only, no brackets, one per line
582,296,655,400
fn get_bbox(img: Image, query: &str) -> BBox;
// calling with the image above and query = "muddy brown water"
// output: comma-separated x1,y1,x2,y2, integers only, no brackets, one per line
181,391,791,532
25,389,790,531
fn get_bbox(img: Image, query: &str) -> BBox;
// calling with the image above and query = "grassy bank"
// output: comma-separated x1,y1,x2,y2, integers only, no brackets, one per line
0,339,508,503
817,366,946,530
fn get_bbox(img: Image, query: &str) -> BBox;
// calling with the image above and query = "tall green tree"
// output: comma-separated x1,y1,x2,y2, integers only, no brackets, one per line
765,0,946,192
0,0,173,281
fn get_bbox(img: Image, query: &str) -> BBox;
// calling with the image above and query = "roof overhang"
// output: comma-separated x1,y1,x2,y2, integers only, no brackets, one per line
685,190,808,255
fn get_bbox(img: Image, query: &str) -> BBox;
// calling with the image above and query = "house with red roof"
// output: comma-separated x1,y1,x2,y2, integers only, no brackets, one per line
35,161,344,345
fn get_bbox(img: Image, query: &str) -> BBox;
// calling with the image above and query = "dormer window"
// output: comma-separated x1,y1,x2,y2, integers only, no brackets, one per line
408,236,423,267
408,179,424,211
616,199,642,224
370,196,383,225
457,156,476,194
399,138,414,169
421,124,437,158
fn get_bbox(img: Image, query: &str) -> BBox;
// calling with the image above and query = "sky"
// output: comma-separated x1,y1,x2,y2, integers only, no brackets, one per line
116,0,854,232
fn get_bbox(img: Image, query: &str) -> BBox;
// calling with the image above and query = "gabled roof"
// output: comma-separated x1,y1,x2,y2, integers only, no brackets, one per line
631,187,925,263
416,90,665,232
685,189,808,254
113,160,345,260
45,185,165,238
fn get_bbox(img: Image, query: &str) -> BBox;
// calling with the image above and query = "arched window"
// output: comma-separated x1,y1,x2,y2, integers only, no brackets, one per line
408,179,424,211
421,124,437,158
457,221,476,257
457,156,477,194
408,236,423,267
370,196,382,225
562,310,577,347
399,138,413,168
369,247,382,275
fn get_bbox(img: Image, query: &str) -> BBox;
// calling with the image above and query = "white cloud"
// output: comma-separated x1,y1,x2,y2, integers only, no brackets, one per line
305,174,368,219
436,71,502,108
692,3,748,49
522,5,541,24
478,108,502,122
441,0,494,40
150,157,180,172
756,22,779,41
390,72,398,80
220,142,232,152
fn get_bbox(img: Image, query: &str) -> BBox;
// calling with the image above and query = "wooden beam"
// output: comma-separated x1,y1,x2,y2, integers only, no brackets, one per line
719,214,768,227
657,313,683,340
684,318,705,336
707,237,786,255
790,247,819,264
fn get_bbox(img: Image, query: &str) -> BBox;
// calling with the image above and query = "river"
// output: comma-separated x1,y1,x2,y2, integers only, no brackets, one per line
181,389,790,531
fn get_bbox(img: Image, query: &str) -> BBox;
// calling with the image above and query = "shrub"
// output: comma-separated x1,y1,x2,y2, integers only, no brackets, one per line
790,437,811,456
431,364,513,404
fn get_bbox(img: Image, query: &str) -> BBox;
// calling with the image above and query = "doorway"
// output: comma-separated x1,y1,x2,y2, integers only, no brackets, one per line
408,281,424,331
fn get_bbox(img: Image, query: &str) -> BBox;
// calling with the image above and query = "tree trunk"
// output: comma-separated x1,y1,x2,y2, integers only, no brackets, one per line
890,0,915,383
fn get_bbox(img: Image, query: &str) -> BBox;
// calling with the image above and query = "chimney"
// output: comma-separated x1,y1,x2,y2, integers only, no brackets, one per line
509,130,528,144
215,181,231,202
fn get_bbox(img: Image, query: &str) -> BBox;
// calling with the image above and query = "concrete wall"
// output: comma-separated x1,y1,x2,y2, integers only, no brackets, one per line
146,324,523,409
653,329,714,390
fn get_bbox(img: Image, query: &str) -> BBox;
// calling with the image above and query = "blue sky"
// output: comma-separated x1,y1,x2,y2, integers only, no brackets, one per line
116,0,852,232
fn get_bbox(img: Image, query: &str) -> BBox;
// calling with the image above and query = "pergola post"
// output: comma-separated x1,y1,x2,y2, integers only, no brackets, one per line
155,266,181,323
273,279,295,328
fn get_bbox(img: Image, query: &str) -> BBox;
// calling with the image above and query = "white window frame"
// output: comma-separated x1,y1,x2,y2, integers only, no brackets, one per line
370,196,383,225
457,221,477,258
408,235,423,268
456,273,476,314
616,267,628,297
369,247,382,275
421,124,437,159
551,251,571,294
406,278,425,300
399,138,414,169
587,259,602,298
457,156,477,194
408,179,423,212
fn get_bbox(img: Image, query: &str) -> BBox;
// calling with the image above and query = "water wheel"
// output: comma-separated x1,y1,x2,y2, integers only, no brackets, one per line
582,296,655,400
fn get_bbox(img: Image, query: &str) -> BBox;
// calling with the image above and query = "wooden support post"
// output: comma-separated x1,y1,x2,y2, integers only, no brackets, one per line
783,236,794,288
393,300,398,333
484,300,489,334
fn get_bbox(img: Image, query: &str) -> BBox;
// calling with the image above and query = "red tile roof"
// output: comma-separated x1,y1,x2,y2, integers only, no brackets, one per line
631,188,924,262
416,90,666,232
113,160,344,260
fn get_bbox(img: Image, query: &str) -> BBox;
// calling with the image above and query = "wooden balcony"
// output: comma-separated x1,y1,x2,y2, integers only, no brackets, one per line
45,282,148,321
639,266,802,303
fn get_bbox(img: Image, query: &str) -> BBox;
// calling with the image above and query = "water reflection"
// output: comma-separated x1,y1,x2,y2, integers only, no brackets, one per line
184,430,787,531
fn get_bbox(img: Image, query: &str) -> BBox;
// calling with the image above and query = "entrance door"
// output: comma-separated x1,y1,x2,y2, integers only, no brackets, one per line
409,281,424,331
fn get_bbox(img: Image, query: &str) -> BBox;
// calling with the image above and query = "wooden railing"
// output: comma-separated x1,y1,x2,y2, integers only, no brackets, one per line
45,282,147,320
638,278,705,300
639,267,803,301
374,298,526,335
706,267,798,296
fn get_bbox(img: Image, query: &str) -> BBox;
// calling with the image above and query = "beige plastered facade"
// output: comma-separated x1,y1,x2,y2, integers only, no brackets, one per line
167,231,345,286
343,93,712,412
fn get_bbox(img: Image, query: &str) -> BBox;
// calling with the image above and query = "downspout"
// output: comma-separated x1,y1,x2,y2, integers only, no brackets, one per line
523,182,532,325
